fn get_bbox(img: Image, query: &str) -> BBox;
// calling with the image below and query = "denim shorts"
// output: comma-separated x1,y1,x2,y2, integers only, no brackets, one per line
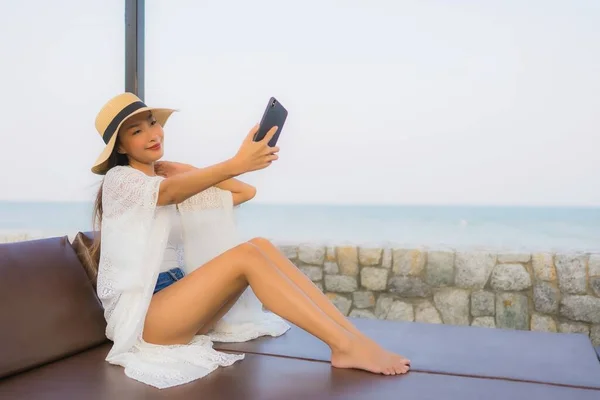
153,267,185,294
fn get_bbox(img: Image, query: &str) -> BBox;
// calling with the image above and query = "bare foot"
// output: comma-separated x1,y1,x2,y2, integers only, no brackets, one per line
363,335,411,368
331,336,410,375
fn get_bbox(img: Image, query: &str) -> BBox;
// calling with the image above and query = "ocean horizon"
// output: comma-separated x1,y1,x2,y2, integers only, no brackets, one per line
1,201,600,253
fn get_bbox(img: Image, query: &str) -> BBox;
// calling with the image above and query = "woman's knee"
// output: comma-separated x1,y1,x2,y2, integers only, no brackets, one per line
248,236,275,250
228,242,265,267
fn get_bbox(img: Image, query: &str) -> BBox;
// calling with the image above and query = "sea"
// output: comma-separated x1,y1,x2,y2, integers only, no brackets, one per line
1,201,600,253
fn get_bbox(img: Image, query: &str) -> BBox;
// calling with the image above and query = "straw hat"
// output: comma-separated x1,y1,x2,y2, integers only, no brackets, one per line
91,92,176,175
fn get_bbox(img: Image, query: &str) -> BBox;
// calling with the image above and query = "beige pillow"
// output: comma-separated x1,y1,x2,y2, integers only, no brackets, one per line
71,232,100,289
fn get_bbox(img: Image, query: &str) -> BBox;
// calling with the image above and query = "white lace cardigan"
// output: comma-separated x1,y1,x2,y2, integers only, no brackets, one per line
96,165,290,389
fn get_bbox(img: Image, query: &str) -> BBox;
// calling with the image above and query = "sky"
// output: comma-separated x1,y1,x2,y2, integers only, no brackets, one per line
0,0,599,206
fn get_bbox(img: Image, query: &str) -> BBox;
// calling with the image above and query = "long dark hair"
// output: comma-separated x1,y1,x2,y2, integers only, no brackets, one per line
89,138,130,263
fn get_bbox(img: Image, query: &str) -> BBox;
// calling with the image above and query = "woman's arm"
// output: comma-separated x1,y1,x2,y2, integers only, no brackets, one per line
156,125,278,206
214,178,256,206
157,160,239,206
156,162,257,206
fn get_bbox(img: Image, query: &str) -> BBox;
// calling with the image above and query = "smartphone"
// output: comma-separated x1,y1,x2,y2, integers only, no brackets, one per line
253,97,288,147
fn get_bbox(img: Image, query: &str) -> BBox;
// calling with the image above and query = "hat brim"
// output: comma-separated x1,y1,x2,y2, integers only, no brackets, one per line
91,107,176,175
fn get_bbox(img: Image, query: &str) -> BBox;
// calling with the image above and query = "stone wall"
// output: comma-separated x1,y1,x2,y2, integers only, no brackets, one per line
276,243,600,347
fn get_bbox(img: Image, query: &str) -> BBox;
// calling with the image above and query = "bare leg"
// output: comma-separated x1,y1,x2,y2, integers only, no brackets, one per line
247,238,409,364
196,286,246,335
144,242,408,375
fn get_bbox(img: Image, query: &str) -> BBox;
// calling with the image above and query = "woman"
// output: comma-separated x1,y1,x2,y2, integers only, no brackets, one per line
90,93,410,389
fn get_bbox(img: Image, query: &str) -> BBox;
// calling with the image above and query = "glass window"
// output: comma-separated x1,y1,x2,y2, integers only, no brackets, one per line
0,0,124,235
145,1,600,207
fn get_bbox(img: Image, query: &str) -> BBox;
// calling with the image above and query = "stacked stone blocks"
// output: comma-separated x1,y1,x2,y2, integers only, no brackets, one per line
276,244,600,347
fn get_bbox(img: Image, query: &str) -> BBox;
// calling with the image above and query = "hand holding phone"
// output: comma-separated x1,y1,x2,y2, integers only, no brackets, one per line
253,97,288,147
233,124,280,173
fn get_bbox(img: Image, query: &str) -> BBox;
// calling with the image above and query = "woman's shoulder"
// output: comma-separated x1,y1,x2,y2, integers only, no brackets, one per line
102,166,165,215
105,165,161,182
103,165,163,192
105,165,136,179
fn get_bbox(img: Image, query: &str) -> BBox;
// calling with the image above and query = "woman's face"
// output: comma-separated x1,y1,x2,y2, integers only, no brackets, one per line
116,111,164,166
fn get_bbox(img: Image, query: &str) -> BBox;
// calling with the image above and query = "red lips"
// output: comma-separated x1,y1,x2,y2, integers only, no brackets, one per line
147,143,161,151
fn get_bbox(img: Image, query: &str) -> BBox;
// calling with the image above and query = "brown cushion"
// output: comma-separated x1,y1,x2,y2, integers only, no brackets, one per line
0,236,108,379
0,344,597,400
71,231,100,289
214,318,600,390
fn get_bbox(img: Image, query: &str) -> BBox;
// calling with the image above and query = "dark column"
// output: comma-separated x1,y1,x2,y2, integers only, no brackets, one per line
125,0,145,100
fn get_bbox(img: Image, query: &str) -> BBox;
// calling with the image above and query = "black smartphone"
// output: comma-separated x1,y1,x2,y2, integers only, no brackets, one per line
253,97,288,147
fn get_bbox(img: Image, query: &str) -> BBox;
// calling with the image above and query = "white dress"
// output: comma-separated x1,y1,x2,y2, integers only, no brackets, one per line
96,165,290,389
159,205,184,272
